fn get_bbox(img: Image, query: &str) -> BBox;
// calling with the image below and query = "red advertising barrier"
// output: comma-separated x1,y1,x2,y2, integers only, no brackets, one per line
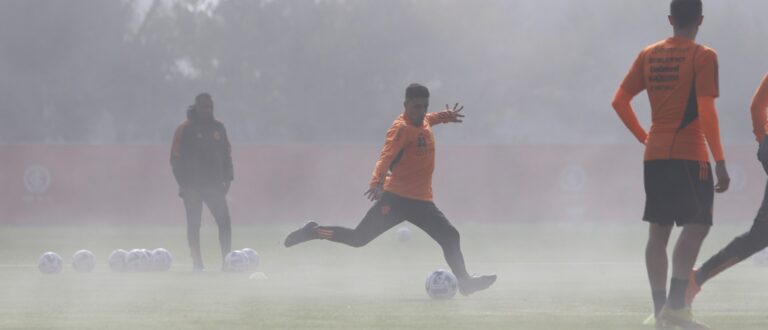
1,144,764,225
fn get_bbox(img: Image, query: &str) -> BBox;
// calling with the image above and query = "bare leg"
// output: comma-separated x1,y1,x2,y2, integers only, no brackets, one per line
666,223,709,310
672,224,710,279
647,223,673,292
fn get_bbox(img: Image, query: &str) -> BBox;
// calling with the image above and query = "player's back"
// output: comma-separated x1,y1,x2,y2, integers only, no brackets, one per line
622,37,719,161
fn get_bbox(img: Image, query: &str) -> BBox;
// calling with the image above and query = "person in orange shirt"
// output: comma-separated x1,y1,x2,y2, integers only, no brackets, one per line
686,74,768,305
611,0,730,327
283,83,496,296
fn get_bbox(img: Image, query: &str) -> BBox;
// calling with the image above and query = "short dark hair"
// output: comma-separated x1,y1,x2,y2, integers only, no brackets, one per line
405,83,430,100
195,92,213,106
670,0,702,28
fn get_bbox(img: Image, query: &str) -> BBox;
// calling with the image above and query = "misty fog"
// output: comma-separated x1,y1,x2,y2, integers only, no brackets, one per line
2,0,766,146
4,3,768,329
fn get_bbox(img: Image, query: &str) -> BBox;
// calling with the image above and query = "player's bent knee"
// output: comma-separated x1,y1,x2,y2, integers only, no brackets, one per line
730,230,768,257
447,226,460,240
348,238,370,248
746,227,768,251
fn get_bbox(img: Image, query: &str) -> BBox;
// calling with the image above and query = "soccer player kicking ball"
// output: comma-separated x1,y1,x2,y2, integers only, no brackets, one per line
284,83,496,296
611,1,729,328
687,74,768,305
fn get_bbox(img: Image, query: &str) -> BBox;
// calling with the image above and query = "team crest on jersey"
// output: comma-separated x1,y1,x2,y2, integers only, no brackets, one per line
415,133,434,156
381,205,391,215
417,134,427,148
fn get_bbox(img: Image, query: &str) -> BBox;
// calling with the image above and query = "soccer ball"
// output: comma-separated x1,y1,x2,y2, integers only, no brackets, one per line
38,252,63,274
72,249,96,273
138,249,154,271
753,247,768,266
108,249,128,272
395,226,412,242
425,269,458,300
240,248,259,270
224,250,250,272
150,248,173,271
125,249,152,272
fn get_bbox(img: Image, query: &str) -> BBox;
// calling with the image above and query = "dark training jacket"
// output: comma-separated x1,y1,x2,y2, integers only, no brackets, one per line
170,108,234,190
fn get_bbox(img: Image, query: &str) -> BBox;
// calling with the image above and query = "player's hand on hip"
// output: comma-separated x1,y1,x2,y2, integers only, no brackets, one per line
444,103,465,123
364,185,383,201
714,160,730,193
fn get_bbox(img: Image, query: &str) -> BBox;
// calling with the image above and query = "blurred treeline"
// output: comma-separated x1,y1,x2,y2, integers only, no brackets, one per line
1,0,766,145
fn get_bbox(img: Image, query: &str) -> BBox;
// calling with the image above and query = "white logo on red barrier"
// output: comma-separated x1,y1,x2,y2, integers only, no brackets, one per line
24,165,51,194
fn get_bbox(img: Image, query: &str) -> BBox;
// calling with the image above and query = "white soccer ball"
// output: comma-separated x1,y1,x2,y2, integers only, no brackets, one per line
224,250,250,272
150,248,173,271
395,226,412,242
125,249,152,272
38,252,63,274
753,247,768,266
425,269,458,300
72,249,96,273
139,249,154,271
240,248,259,270
108,249,128,272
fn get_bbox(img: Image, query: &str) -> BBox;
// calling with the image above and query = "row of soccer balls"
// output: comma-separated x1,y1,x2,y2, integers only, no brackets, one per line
38,248,260,274
39,249,451,299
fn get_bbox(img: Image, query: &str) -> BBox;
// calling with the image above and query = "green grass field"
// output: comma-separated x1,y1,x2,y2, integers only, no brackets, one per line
1,221,767,329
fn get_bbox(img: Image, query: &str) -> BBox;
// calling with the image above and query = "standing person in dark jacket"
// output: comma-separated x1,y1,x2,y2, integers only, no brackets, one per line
171,93,234,272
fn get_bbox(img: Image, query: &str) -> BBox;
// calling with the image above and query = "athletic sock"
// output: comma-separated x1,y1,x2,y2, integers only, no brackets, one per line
652,290,667,316
668,278,688,309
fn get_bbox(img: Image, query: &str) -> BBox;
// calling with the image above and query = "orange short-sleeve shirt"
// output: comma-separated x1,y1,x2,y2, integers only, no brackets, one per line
620,38,720,161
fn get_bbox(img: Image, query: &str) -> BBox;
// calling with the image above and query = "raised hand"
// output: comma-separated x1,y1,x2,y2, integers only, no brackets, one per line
364,184,384,201
443,103,465,123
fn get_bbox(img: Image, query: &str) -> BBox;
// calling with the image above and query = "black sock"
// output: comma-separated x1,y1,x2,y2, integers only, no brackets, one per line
652,290,667,316
668,278,688,309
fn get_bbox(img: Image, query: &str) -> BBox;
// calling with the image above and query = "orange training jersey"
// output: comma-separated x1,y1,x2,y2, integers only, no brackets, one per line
751,74,768,141
369,112,453,201
620,38,720,161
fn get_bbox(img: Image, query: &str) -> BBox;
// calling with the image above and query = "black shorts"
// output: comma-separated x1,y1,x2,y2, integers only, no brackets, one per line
643,159,714,227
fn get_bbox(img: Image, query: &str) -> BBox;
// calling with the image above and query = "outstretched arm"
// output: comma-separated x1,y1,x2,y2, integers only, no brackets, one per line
426,103,465,126
611,88,648,144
